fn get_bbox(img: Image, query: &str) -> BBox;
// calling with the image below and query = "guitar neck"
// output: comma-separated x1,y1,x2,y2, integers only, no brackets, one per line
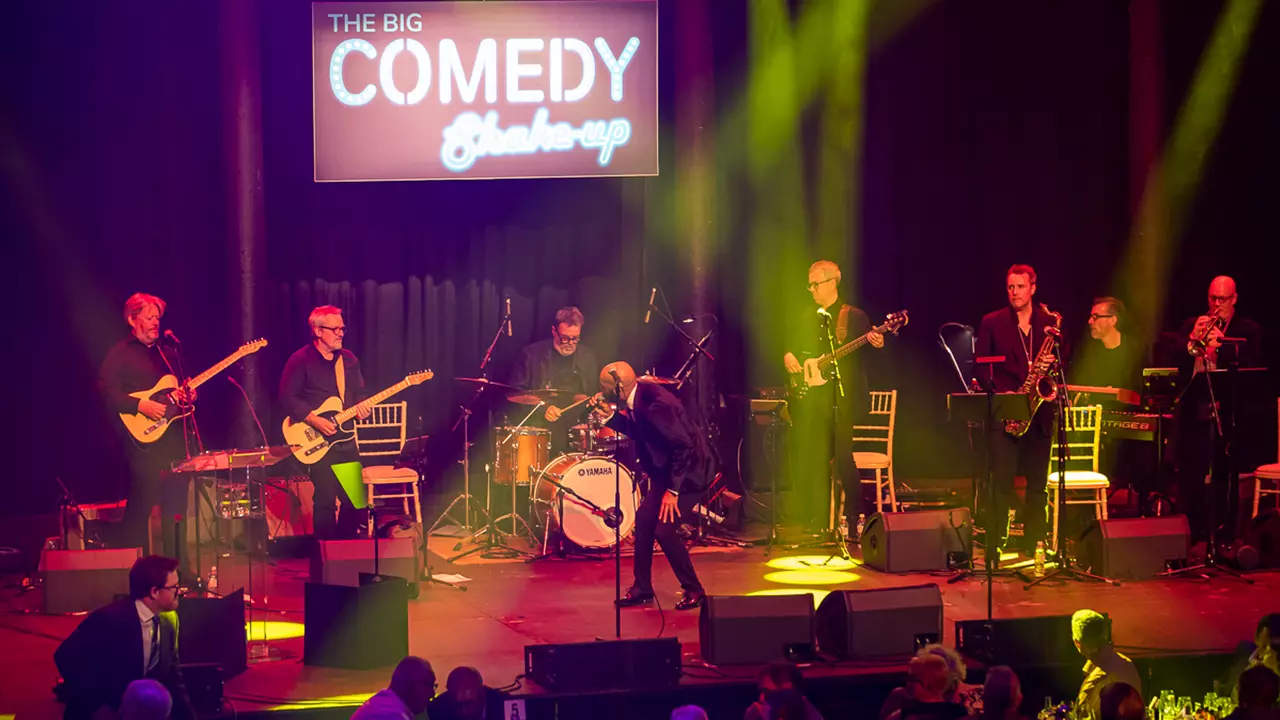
333,378,411,423
817,331,877,369
187,349,252,391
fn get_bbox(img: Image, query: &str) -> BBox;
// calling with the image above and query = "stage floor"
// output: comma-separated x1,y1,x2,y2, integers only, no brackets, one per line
2,529,1276,719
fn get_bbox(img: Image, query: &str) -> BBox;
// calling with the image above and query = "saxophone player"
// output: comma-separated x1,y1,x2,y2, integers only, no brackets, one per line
975,264,1057,564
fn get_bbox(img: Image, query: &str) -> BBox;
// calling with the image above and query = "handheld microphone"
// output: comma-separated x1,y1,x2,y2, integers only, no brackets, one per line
609,368,622,399
228,376,270,450
163,329,182,346
644,287,656,324
504,298,512,336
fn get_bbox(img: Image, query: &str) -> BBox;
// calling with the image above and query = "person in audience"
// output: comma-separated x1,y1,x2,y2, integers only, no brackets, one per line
881,645,983,719
744,662,822,720
885,655,968,720
1073,610,1143,720
1099,683,1145,720
672,706,710,720
1230,614,1280,695
120,679,172,720
768,689,814,720
351,656,436,720
427,666,506,720
1226,666,1280,720
977,666,1024,720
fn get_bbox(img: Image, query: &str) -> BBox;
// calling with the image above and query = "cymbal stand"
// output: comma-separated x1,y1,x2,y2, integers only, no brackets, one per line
462,403,541,546
450,402,542,561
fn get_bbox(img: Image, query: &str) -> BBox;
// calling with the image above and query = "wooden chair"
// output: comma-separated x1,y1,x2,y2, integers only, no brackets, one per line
1244,398,1280,519
1045,404,1108,553
852,390,899,514
354,402,421,531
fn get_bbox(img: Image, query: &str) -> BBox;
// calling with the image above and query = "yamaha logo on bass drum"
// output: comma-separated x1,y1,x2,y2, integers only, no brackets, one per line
578,466,613,477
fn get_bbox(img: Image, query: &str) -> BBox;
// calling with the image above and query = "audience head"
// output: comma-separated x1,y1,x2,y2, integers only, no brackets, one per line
766,689,810,720
446,666,486,720
1238,666,1280,710
120,679,172,720
756,661,805,699
128,556,182,613
983,666,1021,718
919,644,967,697
670,705,709,720
1072,609,1112,659
907,654,951,704
1256,613,1280,649
1099,682,1145,720
388,656,436,715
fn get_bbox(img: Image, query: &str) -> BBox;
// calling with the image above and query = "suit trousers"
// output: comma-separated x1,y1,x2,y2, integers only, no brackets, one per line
788,393,861,531
631,480,703,593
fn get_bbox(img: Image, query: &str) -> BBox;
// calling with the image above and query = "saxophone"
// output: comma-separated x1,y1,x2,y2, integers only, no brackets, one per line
1005,304,1062,437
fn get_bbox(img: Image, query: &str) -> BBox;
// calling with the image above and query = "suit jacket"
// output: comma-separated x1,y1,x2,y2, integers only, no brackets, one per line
54,597,194,720
1177,314,1262,369
606,382,713,495
975,305,1060,434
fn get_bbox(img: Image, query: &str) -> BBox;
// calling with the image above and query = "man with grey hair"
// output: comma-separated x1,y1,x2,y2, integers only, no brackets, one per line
1072,610,1141,720
120,679,172,720
351,656,436,720
509,305,600,452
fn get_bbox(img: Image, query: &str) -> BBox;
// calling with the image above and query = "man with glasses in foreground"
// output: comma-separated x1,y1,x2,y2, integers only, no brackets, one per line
280,305,372,540
508,306,600,452
55,555,196,719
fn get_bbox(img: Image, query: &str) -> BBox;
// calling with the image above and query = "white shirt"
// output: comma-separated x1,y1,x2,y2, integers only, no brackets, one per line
135,599,157,674
350,689,414,720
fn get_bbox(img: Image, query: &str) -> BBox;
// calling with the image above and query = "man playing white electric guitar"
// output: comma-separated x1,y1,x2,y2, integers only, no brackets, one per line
279,305,372,540
781,260,884,542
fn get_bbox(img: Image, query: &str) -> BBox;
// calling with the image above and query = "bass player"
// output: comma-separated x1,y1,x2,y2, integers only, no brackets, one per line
279,305,372,540
782,260,883,542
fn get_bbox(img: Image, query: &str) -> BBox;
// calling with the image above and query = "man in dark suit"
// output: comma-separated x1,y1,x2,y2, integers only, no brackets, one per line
54,555,194,720
975,264,1059,560
595,361,713,611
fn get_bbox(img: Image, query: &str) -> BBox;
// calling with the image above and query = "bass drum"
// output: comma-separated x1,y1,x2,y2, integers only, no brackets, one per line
532,454,640,550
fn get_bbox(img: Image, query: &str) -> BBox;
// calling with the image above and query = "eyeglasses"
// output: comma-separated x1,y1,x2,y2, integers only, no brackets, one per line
1208,294,1236,303
807,278,835,291
319,325,347,335
1088,314,1115,321
554,331,581,344
157,584,184,595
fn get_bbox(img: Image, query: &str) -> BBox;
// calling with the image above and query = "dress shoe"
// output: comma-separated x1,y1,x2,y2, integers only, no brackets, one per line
615,587,655,607
674,589,706,611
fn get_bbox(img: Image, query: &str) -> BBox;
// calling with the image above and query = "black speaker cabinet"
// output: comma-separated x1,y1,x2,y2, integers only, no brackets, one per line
524,638,681,692
816,584,943,658
311,538,419,587
304,574,409,669
698,594,815,665
861,508,972,573
955,614,1083,666
39,547,140,614
1078,516,1190,578
177,588,247,677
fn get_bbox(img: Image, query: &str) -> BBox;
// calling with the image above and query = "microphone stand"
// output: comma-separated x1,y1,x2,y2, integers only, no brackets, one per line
611,376,624,640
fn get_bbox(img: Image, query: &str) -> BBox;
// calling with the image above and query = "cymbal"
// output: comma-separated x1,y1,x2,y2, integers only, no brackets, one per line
455,377,520,392
638,375,679,385
506,387,579,405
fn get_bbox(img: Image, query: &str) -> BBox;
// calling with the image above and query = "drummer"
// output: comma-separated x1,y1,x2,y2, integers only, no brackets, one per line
508,306,601,453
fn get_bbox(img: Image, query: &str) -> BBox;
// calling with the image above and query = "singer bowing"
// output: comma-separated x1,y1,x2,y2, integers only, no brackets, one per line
508,306,599,452
98,293,196,554
596,362,713,611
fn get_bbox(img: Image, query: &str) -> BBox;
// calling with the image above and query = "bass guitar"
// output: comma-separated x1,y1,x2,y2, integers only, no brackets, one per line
120,339,269,443
282,370,434,464
788,310,908,398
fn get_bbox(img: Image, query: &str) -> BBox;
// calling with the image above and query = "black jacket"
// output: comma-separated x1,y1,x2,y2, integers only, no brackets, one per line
54,597,194,720
975,305,1060,434
606,382,713,495
508,339,599,395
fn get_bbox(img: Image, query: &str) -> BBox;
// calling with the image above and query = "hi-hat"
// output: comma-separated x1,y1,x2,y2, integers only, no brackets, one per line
456,377,520,392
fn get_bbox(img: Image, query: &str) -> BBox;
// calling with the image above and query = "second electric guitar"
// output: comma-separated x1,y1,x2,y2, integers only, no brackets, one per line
282,370,434,464
789,310,909,398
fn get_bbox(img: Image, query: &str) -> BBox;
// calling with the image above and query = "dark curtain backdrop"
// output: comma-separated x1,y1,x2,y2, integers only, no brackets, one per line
6,0,1279,516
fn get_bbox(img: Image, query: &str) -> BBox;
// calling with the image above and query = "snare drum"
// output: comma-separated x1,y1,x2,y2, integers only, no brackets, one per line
493,426,550,485
532,454,640,550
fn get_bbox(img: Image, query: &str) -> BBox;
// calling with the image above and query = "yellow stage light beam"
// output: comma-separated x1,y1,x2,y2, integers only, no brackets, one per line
764,569,860,585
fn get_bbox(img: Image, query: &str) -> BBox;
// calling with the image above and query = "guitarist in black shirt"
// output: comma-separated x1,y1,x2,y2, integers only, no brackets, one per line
782,261,884,539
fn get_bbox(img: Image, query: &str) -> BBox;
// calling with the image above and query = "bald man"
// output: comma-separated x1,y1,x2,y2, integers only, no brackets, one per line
594,362,714,610
351,656,436,720
427,666,505,720
1175,275,1262,542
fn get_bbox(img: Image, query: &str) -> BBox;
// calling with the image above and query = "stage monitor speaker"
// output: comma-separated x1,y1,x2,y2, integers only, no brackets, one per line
304,574,409,669
177,588,247,677
956,614,1087,666
698,594,815,665
524,638,681,692
1078,516,1190,578
815,584,942,658
861,508,971,573
310,538,419,587
39,547,141,614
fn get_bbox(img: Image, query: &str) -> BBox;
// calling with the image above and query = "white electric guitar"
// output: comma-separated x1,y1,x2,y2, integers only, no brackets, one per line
119,338,269,443
281,370,434,465
788,311,909,398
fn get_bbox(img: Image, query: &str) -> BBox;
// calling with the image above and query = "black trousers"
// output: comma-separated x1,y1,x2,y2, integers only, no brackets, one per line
631,479,703,593
788,394,861,530
1175,410,1235,543
120,432,189,554
309,444,364,540
986,423,1051,551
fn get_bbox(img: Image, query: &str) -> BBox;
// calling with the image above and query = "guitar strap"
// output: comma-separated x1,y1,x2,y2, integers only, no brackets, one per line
335,354,346,406
836,304,851,344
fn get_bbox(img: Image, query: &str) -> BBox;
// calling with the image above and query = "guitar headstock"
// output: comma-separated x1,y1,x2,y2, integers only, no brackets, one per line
241,338,268,354
407,370,435,385
882,311,909,335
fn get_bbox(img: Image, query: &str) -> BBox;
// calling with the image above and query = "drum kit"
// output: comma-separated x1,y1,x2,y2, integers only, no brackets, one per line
446,376,668,557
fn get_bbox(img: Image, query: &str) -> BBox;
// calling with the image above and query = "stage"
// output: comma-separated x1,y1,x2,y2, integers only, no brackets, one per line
2,525,1276,720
